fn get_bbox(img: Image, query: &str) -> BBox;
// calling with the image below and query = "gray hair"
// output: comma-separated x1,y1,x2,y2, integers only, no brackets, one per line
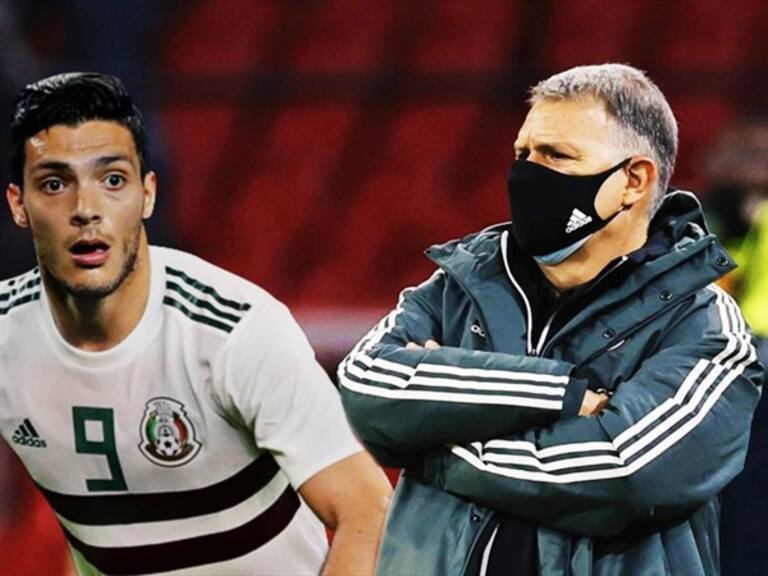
529,63,678,218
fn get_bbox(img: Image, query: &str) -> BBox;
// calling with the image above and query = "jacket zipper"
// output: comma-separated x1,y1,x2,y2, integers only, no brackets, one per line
501,230,629,357
501,231,536,355
538,256,628,357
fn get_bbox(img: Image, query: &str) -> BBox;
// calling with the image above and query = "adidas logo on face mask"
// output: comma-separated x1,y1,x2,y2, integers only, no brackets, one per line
565,208,593,233
11,418,47,448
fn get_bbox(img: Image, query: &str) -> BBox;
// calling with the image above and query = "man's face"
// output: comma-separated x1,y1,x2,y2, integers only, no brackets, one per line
513,97,628,219
5,120,155,298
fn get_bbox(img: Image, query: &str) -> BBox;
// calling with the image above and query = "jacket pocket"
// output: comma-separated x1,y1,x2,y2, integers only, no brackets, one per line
377,477,492,576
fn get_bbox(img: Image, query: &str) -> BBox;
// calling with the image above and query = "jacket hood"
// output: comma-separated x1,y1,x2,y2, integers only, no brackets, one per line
650,189,710,244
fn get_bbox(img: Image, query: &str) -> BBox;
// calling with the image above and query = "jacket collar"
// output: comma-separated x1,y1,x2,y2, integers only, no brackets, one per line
425,222,508,285
425,191,736,354
425,223,521,353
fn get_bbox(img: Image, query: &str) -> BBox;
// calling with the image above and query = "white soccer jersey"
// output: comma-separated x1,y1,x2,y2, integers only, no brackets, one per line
0,246,363,575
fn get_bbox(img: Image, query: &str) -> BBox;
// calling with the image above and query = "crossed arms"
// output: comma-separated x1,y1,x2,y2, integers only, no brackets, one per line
339,274,763,537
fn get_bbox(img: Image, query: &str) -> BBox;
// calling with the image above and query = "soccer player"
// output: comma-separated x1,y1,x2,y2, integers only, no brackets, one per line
1,72,391,576
339,64,764,575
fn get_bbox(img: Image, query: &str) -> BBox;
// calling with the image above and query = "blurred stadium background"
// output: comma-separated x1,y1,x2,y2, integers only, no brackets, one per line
1,1,766,574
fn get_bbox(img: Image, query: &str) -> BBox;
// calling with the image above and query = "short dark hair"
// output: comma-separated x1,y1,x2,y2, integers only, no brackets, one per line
9,72,148,185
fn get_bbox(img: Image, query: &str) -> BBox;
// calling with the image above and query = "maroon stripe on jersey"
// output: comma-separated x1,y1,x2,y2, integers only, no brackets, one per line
61,486,301,574
37,452,280,525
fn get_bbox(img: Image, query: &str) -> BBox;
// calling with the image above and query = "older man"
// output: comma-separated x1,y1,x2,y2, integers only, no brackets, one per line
339,64,764,575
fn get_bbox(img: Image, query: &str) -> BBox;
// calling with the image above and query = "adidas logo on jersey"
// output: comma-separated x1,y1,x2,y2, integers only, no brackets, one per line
11,418,47,448
565,208,593,233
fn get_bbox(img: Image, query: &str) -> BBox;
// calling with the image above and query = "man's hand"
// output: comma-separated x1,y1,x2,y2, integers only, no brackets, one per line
298,452,392,576
579,390,609,416
406,339,441,349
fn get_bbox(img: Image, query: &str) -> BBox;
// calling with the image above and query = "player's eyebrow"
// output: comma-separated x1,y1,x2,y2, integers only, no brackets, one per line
30,160,73,175
94,154,133,168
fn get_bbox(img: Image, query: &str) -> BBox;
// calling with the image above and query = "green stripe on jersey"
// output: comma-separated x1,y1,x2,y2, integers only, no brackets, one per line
162,296,236,333
166,280,245,324
0,291,40,316
165,267,251,312
0,275,41,302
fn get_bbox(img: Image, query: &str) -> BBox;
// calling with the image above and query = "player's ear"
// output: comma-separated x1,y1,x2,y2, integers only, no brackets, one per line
141,171,157,219
6,183,29,229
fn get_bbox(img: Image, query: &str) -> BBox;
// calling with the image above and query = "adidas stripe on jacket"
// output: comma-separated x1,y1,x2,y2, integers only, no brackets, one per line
339,191,764,576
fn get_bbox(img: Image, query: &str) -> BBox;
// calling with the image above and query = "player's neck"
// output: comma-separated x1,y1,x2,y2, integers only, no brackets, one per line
44,239,152,352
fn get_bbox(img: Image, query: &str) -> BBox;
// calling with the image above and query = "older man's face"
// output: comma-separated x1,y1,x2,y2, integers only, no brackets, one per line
513,97,627,219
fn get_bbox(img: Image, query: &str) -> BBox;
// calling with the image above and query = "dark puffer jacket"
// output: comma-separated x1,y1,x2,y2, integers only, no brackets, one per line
340,191,764,575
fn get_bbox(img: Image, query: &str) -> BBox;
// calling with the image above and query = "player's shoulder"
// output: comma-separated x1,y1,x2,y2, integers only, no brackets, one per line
0,267,42,319
153,246,283,335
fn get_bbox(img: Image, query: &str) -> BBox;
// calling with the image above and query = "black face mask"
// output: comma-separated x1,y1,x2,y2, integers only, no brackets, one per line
507,158,631,259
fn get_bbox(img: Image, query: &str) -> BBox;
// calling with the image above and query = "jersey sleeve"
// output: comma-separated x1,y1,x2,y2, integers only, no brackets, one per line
214,298,363,488
419,287,765,537
338,271,588,467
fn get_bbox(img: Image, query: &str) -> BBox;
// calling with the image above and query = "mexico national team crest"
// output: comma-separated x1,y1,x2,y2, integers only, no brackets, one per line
139,397,201,467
